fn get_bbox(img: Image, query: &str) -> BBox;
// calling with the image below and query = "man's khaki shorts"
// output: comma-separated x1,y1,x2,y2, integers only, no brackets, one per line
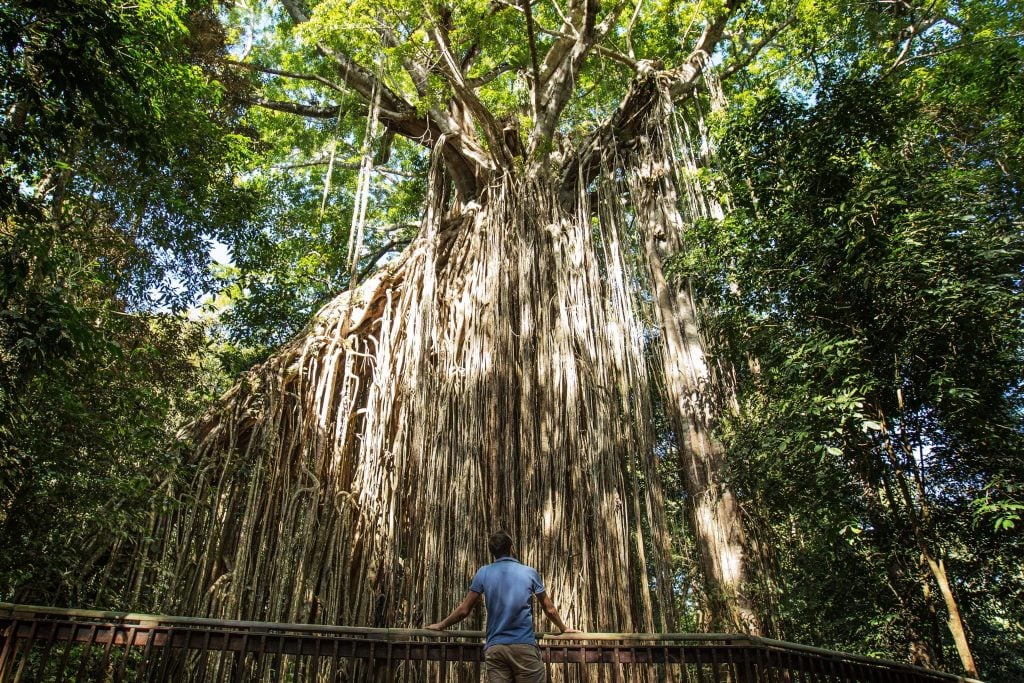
483,643,546,683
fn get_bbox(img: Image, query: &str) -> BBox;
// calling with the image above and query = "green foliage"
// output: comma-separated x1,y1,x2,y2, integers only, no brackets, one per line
972,481,1024,533
210,119,428,362
0,312,218,605
1,0,255,605
689,32,1024,676
2,0,259,308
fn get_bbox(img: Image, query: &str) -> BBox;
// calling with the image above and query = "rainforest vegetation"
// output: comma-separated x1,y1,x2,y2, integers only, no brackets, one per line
2,0,1022,680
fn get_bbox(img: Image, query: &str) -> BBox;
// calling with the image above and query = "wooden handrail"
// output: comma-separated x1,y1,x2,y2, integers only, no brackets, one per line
0,602,981,683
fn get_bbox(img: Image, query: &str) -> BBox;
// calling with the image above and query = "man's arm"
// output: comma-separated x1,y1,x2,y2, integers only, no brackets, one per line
537,591,581,634
425,590,481,630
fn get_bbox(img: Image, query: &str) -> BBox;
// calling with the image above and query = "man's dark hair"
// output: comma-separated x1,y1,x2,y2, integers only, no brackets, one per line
488,531,514,558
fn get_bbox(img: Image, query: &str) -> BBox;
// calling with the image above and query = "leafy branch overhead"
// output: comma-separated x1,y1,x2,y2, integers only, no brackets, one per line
234,0,762,196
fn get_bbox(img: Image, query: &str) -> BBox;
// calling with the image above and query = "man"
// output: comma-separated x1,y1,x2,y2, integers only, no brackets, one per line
426,530,581,682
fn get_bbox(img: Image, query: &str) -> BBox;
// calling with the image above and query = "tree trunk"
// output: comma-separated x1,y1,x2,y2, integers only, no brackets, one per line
893,465,978,677
924,554,978,678
637,185,759,634
607,84,760,634
652,260,759,634
871,411,978,676
131,166,677,656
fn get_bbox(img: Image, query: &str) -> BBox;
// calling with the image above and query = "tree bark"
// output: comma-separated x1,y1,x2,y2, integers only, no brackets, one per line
924,554,978,678
642,208,760,635
872,410,978,676
892,466,978,677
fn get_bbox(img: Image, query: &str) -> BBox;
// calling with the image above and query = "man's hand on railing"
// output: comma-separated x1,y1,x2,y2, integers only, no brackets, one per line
556,627,582,635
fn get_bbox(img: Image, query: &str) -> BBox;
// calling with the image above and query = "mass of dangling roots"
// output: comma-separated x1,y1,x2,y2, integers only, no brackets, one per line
126,83,733,680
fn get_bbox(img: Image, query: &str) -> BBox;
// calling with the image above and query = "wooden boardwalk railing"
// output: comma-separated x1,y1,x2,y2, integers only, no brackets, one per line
0,603,979,682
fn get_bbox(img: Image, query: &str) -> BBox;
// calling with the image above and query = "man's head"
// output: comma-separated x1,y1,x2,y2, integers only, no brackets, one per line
488,530,515,559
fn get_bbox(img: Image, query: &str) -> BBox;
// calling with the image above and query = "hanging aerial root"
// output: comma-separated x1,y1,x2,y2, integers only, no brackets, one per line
130,139,692,681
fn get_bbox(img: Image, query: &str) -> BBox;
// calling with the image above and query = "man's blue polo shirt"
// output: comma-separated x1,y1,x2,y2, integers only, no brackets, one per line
469,556,545,647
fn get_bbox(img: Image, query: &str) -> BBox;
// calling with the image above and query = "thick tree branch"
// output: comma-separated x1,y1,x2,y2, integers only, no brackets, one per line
252,97,479,198
718,15,794,82
250,97,341,118
529,0,631,156
268,0,484,197
887,14,953,74
666,0,741,97
459,1,513,74
560,0,743,194
537,27,638,70
427,18,508,166
522,0,543,115
356,235,416,282
274,156,416,178
467,63,518,88
226,59,347,93
537,0,586,86
379,25,433,99
272,0,424,128
278,0,308,23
